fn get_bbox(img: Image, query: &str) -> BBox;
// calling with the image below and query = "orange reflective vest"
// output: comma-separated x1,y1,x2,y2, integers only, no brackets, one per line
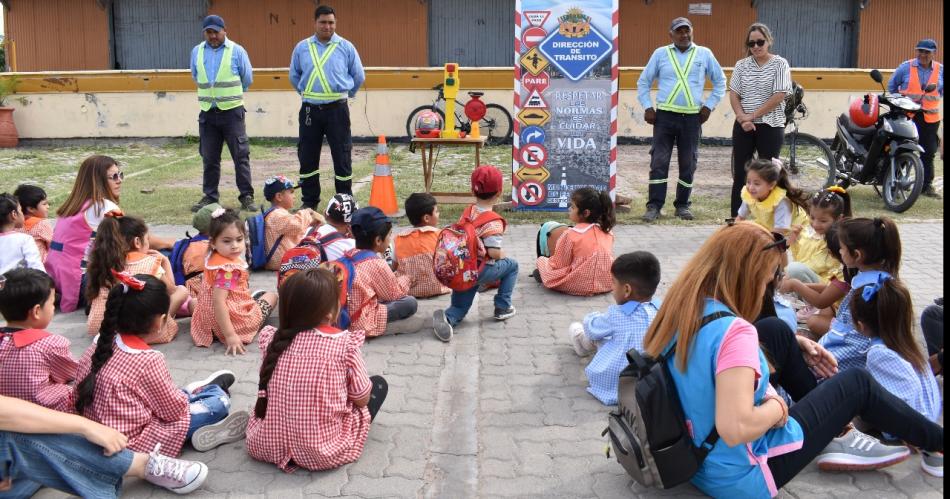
900,60,942,123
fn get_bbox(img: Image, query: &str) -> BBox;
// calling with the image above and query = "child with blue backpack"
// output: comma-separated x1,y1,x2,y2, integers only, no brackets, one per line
260,176,323,271
170,203,219,300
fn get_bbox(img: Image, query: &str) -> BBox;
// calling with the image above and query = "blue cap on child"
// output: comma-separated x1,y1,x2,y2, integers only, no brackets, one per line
263,175,298,201
350,207,392,235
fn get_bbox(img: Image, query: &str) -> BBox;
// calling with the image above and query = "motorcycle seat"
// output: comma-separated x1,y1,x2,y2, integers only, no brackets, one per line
838,113,876,137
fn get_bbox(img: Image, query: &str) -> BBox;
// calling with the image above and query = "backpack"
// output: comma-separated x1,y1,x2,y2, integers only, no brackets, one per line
245,207,282,270
332,249,377,329
433,206,506,291
169,233,209,286
276,231,346,287
604,311,735,489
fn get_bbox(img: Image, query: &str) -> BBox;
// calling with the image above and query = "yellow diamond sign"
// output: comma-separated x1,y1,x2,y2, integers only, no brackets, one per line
520,47,549,76
517,108,551,127
515,166,550,184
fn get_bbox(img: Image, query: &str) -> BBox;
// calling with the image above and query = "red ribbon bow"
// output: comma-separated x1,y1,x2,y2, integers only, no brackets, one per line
110,269,146,291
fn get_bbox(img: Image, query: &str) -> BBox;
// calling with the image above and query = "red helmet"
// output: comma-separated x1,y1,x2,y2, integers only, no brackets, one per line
849,94,879,128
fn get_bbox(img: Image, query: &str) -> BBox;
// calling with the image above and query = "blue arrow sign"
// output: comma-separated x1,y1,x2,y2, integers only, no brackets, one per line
537,24,612,82
520,125,546,145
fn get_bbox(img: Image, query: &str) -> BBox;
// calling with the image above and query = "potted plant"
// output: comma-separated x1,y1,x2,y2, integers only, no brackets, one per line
0,75,19,148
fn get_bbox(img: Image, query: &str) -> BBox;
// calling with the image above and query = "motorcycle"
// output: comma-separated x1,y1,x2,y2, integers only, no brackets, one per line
830,69,930,212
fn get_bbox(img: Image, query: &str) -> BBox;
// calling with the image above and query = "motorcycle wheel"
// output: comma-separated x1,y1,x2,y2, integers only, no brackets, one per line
882,151,924,213
780,132,836,194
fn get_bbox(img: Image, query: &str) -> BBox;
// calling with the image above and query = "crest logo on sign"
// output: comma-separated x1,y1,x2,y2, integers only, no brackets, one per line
538,8,612,81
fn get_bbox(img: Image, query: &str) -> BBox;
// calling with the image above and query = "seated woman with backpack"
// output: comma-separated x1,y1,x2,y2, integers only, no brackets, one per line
640,221,942,497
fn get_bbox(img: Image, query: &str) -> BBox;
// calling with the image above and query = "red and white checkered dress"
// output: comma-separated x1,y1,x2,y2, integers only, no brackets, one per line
69,334,190,456
536,223,614,296
246,325,371,472
0,328,78,412
21,217,54,262
182,239,210,300
348,255,411,337
264,208,311,271
87,252,179,344
393,227,449,298
190,252,263,347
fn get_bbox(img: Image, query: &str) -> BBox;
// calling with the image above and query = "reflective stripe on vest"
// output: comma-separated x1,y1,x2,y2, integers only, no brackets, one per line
658,45,700,114
900,60,942,123
196,43,244,112
303,41,346,102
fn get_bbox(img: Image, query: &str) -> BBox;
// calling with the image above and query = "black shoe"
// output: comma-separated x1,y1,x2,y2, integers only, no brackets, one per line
531,269,542,283
493,307,516,321
922,186,942,199
239,195,256,212
674,206,695,220
191,196,217,213
642,206,660,223
184,370,236,395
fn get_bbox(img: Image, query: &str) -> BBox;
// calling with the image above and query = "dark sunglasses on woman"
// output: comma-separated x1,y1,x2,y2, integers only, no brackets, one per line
746,39,767,48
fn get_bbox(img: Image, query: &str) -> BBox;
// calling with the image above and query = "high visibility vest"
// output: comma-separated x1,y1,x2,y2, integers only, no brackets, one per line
303,40,346,102
196,42,244,111
900,60,942,123
658,45,700,114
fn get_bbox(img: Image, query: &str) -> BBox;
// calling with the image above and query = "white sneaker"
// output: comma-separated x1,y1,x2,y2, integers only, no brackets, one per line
569,322,595,356
922,451,944,477
191,410,249,452
144,444,208,494
817,427,910,471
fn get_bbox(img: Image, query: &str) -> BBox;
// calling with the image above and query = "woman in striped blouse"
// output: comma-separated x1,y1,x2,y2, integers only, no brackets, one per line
729,23,793,217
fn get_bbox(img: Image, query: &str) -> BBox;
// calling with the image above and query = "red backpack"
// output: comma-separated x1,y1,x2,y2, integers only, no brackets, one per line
433,206,506,291
276,231,345,287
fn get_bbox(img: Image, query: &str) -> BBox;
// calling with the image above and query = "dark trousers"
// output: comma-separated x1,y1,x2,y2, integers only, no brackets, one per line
731,121,785,216
913,113,940,188
367,375,388,421
385,295,419,322
921,303,943,356
647,110,701,210
298,101,354,207
199,106,253,200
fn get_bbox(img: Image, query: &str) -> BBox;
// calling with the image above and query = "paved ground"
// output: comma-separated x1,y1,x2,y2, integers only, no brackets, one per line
37,223,943,499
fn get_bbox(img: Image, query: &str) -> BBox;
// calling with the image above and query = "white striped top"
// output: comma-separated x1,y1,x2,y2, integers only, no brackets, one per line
729,55,793,128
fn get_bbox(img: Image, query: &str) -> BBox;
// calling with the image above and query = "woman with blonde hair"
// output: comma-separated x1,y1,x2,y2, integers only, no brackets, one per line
643,221,942,497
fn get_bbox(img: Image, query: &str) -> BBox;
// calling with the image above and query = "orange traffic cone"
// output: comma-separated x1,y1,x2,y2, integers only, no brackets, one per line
369,135,399,216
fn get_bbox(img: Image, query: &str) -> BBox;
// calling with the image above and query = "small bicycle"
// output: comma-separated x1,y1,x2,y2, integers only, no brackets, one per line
405,83,514,145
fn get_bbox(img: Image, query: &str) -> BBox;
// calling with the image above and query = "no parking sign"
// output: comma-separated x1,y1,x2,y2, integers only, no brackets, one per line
520,143,547,167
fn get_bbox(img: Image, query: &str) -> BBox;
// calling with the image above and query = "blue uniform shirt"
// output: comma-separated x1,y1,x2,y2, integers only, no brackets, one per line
189,38,253,94
289,34,365,104
583,299,660,405
637,43,727,112
888,59,944,97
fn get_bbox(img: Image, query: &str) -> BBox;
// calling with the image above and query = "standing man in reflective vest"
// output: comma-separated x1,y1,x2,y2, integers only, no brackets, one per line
889,38,944,198
189,15,255,213
636,17,726,222
289,5,365,211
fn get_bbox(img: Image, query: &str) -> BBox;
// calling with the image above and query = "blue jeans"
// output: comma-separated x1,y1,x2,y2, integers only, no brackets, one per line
0,431,133,499
185,385,230,440
445,258,519,326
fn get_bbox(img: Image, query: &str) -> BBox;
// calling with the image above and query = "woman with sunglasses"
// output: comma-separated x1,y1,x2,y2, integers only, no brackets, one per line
640,220,943,498
728,23,793,218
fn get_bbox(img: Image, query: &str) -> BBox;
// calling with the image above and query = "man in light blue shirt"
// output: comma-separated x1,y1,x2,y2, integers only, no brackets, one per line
636,17,726,223
289,5,366,210
189,15,256,213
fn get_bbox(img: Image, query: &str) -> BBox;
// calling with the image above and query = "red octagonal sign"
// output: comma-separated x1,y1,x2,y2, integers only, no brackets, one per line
522,71,549,93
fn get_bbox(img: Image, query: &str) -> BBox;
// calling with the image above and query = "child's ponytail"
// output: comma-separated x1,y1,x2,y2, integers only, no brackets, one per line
839,217,902,276
0,193,18,226
571,187,615,233
86,214,148,303
851,276,924,372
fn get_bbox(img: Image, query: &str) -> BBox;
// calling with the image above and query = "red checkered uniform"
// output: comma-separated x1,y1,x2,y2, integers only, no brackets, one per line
394,226,449,298
245,325,371,472
190,252,263,347
70,334,190,456
348,254,411,337
264,208,312,271
21,217,54,262
536,223,614,296
182,239,210,300
0,328,78,412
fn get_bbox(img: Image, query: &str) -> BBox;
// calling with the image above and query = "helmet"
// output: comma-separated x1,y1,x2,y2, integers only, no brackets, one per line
415,110,443,138
849,94,879,128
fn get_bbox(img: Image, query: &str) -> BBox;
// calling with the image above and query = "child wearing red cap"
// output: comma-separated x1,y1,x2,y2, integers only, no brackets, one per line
432,166,519,342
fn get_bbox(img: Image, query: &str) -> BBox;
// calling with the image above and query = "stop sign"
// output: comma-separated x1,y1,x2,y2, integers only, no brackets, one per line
522,27,546,49
522,71,549,93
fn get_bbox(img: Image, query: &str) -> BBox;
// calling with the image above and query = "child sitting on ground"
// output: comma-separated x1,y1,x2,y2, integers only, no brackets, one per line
191,209,277,355
85,213,189,344
262,176,323,271
312,193,358,261
432,165,519,342
343,207,418,338
0,193,44,274
246,268,387,472
14,184,54,263
535,187,615,296
175,202,221,300
735,158,810,236
781,223,852,337
394,193,450,298
71,272,248,455
568,252,661,405
787,186,852,284
0,268,78,411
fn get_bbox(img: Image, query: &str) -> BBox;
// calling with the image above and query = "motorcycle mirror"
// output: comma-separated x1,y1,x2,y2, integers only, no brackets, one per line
869,69,883,83
924,83,938,93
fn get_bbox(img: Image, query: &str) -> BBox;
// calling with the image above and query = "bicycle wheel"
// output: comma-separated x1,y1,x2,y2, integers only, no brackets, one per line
405,106,445,141
779,131,835,194
480,104,513,145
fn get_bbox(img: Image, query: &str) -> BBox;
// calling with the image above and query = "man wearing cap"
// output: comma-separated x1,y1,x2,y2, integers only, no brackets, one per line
290,5,365,211
190,15,256,213
889,38,944,198
637,17,726,222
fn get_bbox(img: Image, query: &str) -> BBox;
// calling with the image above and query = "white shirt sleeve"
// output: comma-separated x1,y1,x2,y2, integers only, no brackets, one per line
84,200,121,230
773,199,792,230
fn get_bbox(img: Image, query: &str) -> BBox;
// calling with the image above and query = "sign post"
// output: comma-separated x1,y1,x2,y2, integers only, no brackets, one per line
513,1,618,210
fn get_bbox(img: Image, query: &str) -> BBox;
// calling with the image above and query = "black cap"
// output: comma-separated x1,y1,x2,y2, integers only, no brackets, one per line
350,207,392,236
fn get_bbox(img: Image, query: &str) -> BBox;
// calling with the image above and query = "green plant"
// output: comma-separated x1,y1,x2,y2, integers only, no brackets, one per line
0,76,18,107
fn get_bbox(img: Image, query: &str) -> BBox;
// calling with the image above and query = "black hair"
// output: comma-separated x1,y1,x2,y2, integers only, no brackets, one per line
315,5,335,19
13,184,47,213
0,268,55,322
611,251,661,298
824,222,855,282
851,279,925,372
75,275,170,415
208,208,246,242
353,221,393,250
405,192,438,227
839,217,901,276
475,191,498,201
86,215,149,303
571,187,616,233
0,193,19,226
745,158,810,212
809,187,852,219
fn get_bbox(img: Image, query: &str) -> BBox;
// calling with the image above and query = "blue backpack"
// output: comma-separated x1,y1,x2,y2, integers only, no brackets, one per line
245,207,283,271
332,249,377,330
169,233,209,286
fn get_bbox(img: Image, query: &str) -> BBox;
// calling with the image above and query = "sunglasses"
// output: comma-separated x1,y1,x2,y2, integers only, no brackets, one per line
724,219,789,252
746,39,767,48
107,171,124,182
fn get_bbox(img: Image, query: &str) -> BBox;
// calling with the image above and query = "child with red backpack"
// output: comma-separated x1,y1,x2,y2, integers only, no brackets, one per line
432,166,519,342
261,176,323,271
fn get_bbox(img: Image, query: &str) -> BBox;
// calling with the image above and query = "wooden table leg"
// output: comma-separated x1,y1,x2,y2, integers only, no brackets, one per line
425,144,435,193
475,143,481,166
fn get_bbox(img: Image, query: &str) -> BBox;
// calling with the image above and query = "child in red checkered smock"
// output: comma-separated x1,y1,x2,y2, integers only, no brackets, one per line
84,215,190,344
394,193,450,298
536,187,615,296
260,175,324,270
71,272,248,456
190,209,277,355
246,268,387,472
0,269,78,412
14,184,54,262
